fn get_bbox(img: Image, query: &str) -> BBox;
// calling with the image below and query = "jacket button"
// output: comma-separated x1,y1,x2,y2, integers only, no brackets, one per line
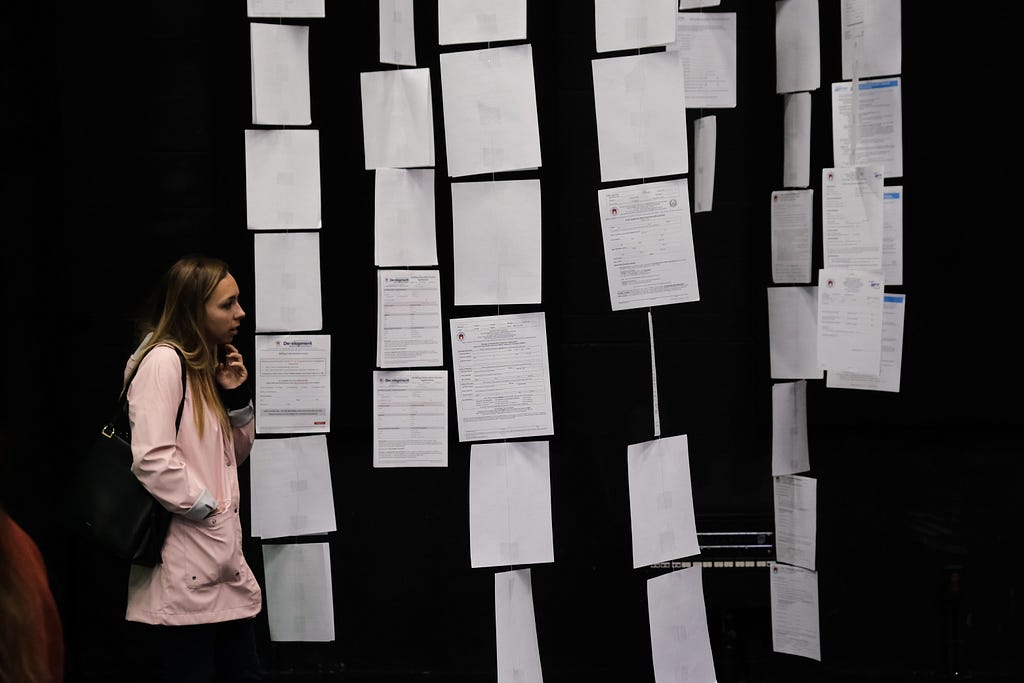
211,519,217,525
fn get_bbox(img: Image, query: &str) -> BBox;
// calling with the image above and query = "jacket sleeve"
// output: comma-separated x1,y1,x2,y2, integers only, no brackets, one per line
127,345,216,520
231,404,255,466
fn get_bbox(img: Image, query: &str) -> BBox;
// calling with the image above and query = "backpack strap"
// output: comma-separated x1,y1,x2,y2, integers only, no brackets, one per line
106,345,187,436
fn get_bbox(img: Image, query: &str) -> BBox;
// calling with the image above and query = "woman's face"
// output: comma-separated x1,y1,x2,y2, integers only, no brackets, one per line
204,273,245,345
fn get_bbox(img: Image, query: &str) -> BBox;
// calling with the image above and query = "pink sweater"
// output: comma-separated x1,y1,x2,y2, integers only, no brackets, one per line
124,344,262,625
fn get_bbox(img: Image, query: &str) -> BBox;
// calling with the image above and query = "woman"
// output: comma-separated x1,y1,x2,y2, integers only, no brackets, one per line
124,255,262,681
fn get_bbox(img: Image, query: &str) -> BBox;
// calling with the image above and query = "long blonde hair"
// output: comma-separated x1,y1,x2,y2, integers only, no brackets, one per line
134,255,233,436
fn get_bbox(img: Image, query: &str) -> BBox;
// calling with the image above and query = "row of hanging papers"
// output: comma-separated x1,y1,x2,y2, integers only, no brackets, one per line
767,0,904,666
242,0,904,677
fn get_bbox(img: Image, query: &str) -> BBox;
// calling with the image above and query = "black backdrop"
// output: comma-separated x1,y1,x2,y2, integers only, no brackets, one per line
1,2,1018,681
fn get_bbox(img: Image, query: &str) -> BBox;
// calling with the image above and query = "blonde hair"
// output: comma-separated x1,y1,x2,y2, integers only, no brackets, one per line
135,255,233,436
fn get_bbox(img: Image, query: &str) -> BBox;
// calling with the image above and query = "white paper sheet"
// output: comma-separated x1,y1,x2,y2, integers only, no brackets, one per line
767,286,822,380
841,0,901,80
248,0,324,17
773,474,817,570
649,310,661,438
380,0,417,66
254,232,323,333
439,44,542,177
452,179,542,305
693,116,716,213
592,51,688,182
666,12,737,109
647,566,717,683
770,189,813,284
373,370,448,467
450,313,554,443
377,270,443,368
775,0,820,94
250,23,311,125
469,441,553,568
594,0,677,53
374,168,438,267
360,68,435,169
438,0,527,45
245,129,321,230
597,178,700,310
263,543,334,642
495,569,544,683
256,334,331,434
822,166,884,272
679,0,720,8
826,293,905,392
770,562,821,661
783,92,812,188
831,77,903,177
627,434,700,568
771,380,810,477
881,186,903,286
817,268,884,375
249,434,336,539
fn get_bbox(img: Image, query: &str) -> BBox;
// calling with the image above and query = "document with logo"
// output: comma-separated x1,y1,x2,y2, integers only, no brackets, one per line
770,562,821,661
598,178,699,310
377,270,443,368
822,166,884,272
256,334,331,434
372,370,448,468
647,566,717,683
770,189,813,284
450,312,554,442
817,268,884,376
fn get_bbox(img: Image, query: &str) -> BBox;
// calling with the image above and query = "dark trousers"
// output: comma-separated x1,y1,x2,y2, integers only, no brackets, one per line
155,618,263,682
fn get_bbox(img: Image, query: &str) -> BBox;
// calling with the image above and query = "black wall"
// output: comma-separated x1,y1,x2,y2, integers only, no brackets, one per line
1,2,1017,681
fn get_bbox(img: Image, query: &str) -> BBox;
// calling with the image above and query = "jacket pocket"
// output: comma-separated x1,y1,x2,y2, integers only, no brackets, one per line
172,511,245,590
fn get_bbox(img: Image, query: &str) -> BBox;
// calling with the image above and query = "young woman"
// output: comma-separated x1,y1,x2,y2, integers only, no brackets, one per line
124,255,262,681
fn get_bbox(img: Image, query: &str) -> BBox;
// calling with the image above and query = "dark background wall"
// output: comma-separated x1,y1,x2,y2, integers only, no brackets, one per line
1,1,1017,681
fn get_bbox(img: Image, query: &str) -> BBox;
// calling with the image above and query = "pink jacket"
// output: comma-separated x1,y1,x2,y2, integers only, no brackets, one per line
123,344,262,625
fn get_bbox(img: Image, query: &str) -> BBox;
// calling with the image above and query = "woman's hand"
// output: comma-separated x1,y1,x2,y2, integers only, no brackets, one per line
215,343,248,390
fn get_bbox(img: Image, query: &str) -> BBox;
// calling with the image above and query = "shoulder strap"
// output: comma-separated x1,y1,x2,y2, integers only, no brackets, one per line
108,345,187,434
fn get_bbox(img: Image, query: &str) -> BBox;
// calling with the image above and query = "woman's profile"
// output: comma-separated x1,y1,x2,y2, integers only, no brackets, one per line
123,254,263,681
